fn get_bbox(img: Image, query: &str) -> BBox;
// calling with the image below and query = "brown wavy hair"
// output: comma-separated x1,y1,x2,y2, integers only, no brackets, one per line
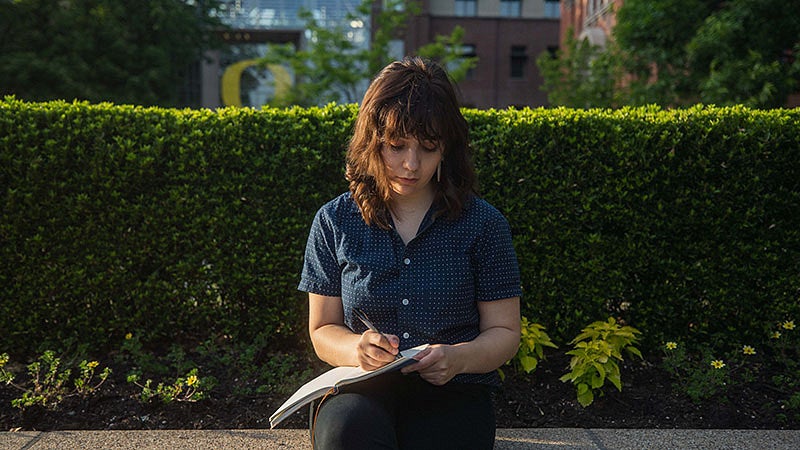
345,56,477,229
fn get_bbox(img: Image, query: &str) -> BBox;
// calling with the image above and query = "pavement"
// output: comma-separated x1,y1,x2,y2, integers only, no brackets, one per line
2,428,799,449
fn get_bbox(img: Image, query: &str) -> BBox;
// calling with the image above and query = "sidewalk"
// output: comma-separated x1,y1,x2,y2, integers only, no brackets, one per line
2,428,799,449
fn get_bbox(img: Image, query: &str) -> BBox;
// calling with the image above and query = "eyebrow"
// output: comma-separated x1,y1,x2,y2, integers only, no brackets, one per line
382,136,439,148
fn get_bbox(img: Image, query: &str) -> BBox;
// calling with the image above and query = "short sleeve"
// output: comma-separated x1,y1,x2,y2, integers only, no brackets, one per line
298,206,342,296
473,208,522,302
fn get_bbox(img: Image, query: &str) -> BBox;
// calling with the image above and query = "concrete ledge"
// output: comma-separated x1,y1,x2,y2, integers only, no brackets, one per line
2,428,799,449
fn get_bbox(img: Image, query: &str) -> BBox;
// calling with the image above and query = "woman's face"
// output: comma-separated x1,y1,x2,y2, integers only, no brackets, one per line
380,135,442,200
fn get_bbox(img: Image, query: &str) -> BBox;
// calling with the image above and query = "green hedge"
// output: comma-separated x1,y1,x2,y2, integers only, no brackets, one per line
0,97,353,355
469,105,800,350
1,97,798,357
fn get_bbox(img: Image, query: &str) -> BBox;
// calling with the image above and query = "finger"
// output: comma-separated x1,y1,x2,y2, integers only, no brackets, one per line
360,348,393,370
369,332,399,356
363,332,398,361
417,364,450,384
414,348,439,367
400,349,435,373
412,347,432,361
385,334,400,349
400,361,420,374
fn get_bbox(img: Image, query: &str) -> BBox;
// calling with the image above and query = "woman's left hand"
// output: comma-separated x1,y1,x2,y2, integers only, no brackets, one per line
400,344,460,386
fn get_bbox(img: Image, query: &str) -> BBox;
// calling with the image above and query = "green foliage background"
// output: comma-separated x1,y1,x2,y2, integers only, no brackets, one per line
0,0,221,107
2,97,799,358
541,0,800,109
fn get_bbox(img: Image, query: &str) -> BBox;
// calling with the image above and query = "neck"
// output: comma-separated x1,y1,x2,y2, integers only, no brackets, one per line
390,187,436,221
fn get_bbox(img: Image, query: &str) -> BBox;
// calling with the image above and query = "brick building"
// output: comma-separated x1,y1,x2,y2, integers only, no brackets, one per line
197,1,560,109
559,0,799,107
403,0,561,108
559,0,621,49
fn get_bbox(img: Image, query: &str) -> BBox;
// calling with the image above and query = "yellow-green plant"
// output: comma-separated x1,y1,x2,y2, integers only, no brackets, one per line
73,360,111,396
515,316,558,373
127,368,213,404
772,320,798,367
0,351,111,410
559,317,642,407
0,353,15,384
661,341,731,403
661,318,795,406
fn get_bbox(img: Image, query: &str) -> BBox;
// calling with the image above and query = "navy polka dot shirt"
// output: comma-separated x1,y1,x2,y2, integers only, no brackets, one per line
299,192,522,386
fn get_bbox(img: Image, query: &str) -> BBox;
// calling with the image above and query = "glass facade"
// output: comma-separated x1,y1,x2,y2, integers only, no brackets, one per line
544,0,560,19
500,0,521,17
214,0,364,30
455,0,478,17
208,0,369,108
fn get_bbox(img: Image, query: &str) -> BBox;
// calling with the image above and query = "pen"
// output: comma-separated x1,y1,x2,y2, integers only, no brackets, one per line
354,308,402,360
354,308,380,334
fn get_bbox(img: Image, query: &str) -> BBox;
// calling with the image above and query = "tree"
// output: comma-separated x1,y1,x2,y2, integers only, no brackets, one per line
0,0,222,107
539,0,800,108
415,25,477,83
614,0,717,106
259,0,476,107
259,7,368,106
535,31,623,108
686,0,800,108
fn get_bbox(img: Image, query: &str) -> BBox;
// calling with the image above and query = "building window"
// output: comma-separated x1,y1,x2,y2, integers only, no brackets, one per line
510,45,527,78
587,0,611,16
455,0,477,17
179,59,202,108
462,44,477,79
444,44,477,80
544,0,560,19
500,0,521,17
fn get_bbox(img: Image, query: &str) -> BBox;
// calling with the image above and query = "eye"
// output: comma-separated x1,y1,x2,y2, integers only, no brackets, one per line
384,139,406,152
421,140,439,152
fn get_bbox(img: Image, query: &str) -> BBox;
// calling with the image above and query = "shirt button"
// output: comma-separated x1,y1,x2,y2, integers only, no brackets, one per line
403,258,411,265
402,298,409,305
402,332,410,339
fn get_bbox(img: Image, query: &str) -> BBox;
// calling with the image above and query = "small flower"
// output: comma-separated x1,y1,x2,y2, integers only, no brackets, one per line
711,360,726,369
665,342,678,350
782,320,796,330
0,353,8,367
742,345,756,356
186,375,198,387
125,333,133,340
771,331,782,339
87,361,100,369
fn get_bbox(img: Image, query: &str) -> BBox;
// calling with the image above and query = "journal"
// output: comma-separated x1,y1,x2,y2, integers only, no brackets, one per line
269,344,428,428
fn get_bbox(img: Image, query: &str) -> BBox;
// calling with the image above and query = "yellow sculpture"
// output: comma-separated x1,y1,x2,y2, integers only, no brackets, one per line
221,59,292,107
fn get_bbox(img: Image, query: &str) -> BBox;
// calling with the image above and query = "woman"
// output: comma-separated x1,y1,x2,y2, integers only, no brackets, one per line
298,56,521,449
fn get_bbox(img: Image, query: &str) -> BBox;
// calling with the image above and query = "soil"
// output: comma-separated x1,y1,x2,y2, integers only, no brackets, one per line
1,352,798,432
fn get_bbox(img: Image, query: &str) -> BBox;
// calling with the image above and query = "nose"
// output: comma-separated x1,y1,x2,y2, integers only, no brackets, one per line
402,147,420,171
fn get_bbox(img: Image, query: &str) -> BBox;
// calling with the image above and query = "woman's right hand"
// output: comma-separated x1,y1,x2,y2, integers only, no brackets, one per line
357,331,400,371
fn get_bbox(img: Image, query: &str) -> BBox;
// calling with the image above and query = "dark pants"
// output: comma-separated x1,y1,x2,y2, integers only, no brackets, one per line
312,372,495,450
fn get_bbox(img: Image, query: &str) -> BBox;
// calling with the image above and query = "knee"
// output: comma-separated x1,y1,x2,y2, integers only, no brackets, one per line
313,396,395,450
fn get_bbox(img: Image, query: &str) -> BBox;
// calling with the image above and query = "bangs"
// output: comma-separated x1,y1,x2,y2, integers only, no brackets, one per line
377,89,445,145
347,56,476,227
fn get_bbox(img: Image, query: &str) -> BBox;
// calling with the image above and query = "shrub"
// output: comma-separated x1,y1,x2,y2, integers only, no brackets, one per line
1,98,799,358
0,351,111,410
513,316,558,374
559,317,642,406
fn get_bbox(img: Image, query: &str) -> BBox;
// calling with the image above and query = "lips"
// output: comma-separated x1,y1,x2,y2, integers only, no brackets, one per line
397,177,418,185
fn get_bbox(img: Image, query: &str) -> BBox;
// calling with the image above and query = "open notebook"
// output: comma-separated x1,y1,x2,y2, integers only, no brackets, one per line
269,344,429,428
